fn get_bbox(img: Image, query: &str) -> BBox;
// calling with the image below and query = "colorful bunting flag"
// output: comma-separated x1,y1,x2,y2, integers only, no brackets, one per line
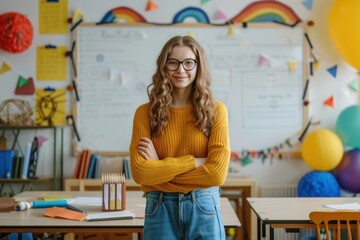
302,0,313,10
327,65,337,78
146,0,159,11
323,95,334,108
349,80,359,91
0,62,11,74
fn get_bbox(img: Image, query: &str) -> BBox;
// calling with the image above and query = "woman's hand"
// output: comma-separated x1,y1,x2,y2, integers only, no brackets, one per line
195,158,207,168
138,137,159,160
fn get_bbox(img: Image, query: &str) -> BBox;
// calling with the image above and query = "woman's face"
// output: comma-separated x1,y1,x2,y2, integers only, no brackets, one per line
166,45,197,91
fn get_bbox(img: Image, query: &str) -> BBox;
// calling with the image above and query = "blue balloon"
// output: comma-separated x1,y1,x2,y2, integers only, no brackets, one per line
336,105,360,147
297,171,340,197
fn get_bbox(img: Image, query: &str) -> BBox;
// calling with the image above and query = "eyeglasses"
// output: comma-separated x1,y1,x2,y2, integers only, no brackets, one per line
166,58,197,71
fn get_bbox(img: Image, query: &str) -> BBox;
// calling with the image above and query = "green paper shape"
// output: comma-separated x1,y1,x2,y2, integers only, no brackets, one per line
349,80,359,91
17,75,28,88
241,156,253,166
201,0,210,4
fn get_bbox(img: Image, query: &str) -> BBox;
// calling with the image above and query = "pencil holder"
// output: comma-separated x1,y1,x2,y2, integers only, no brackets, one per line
102,173,126,211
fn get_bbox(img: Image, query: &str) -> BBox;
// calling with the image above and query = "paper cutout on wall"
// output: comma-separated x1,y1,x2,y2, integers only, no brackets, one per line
230,1,301,25
313,60,320,71
201,0,211,5
35,88,66,126
349,80,359,91
288,61,297,73
327,65,338,78
37,135,48,147
39,0,68,34
227,24,236,36
214,10,227,20
146,0,159,11
99,7,147,23
323,95,334,108
172,7,210,23
72,9,83,22
188,31,195,38
0,62,11,74
258,55,270,67
15,76,35,95
302,0,313,10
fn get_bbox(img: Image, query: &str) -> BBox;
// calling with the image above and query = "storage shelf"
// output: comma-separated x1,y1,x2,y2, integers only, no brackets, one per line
0,125,65,194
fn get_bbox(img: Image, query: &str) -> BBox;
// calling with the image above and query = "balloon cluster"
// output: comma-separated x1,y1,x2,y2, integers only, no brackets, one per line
298,0,360,197
298,106,360,196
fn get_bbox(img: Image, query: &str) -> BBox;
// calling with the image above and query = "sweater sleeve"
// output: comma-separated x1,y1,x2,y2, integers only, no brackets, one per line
165,102,231,189
129,104,195,186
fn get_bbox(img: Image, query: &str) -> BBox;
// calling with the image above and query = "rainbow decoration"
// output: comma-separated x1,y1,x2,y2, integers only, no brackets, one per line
230,1,301,25
172,7,210,23
99,7,147,23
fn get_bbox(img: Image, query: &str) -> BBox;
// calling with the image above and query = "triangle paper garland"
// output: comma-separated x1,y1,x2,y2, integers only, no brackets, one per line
327,65,337,78
146,0,159,11
302,0,313,10
349,80,359,91
323,95,334,108
0,62,12,74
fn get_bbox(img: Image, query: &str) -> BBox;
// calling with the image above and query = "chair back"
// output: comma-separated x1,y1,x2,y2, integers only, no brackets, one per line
309,211,360,240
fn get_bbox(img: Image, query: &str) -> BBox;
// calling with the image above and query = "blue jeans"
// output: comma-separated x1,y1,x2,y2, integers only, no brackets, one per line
143,186,225,240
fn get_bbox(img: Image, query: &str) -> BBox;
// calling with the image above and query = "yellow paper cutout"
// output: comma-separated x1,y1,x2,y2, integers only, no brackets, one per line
35,88,66,126
228,24,236,36
313,60,320,71
36,46,67,81
0,62,12,74
72,9,83,22
288,61,297,73
188,31,195,38
39,0,68,34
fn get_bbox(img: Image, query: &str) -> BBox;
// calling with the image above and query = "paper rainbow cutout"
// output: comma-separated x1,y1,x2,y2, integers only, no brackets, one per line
230,1,301,25
100,7,147,23
172,7,210,23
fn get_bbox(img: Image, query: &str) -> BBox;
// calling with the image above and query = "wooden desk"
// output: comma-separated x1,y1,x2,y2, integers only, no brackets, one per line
1,191,240,238
65,177,257,240
247,197,360,240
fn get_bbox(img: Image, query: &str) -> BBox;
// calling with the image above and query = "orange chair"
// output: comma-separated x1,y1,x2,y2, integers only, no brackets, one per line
309,211,360,240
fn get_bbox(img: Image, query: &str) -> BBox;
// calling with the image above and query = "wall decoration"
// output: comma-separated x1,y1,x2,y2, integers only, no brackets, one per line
172,7,210,23
35,88,66,126
0,12,33,53
230,0,301,25
0,99,34,126
14,76,35,95
99,7,147,24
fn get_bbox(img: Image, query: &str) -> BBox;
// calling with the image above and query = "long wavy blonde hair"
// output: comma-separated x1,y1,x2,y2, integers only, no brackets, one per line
147,35,214,137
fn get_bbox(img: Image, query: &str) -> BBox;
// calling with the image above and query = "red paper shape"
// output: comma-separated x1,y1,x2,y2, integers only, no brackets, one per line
323,95,334,108
15,76,35,95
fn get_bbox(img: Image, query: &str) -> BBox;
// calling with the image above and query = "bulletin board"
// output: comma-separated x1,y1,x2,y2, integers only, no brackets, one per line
73,23,308,155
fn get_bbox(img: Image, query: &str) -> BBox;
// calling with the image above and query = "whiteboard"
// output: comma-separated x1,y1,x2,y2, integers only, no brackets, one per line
73,23,307,154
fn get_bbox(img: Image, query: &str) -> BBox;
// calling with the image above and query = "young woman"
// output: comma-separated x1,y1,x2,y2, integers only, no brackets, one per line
129,35,230,240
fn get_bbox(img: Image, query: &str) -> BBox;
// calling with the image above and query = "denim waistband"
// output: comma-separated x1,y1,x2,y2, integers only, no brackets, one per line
145,186,220,203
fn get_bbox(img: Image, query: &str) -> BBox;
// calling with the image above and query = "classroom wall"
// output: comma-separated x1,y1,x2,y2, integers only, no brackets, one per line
0,0,357,188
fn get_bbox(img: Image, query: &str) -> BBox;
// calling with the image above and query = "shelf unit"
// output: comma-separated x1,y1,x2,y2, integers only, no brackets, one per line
0,125,65,195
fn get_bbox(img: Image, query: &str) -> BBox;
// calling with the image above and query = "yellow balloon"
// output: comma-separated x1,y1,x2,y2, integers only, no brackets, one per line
329,0,360,70
301,129,343,171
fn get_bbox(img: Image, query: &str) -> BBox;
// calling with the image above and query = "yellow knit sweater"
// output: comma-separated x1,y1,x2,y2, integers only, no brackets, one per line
129,101,230,193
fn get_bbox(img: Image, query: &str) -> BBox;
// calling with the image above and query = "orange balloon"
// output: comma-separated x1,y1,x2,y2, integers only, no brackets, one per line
329,0,360,70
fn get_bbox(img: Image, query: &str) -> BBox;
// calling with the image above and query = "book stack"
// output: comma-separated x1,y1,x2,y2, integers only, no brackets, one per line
102,173,126,211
